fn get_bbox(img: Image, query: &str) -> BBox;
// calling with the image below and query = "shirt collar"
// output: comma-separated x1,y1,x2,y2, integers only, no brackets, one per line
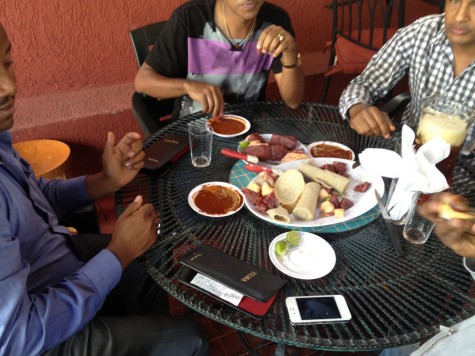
430,14,450,47
0,130,13,155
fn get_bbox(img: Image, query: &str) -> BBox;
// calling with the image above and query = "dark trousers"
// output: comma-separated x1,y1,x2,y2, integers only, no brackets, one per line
43,234,209,356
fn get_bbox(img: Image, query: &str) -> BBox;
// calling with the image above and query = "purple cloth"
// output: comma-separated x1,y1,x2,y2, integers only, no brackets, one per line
188,38,273,75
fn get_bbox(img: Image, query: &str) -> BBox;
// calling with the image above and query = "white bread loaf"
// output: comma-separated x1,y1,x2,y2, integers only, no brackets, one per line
298,161,350,194
293,182,321,221
274,169,305,213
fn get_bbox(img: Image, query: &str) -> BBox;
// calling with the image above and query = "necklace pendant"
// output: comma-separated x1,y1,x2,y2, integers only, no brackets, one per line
231,43,242,51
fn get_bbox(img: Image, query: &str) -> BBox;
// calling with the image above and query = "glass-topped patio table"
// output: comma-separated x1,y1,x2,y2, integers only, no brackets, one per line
115,101,475,352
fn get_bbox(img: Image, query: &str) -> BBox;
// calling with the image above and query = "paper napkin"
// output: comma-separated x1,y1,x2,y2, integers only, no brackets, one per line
359,125,450,220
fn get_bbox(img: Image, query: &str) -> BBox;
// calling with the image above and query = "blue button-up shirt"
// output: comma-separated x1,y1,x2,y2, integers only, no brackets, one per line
0,130,122,355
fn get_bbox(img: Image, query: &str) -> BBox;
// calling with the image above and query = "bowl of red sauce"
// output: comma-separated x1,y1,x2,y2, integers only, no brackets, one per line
208,115,250,138
188,182,245,217
307,141,355,161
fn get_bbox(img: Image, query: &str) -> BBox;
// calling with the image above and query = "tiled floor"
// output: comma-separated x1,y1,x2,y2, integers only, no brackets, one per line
95,195,380,356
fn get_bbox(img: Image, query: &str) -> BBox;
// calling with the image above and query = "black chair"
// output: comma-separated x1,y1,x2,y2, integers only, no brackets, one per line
380,91,411,121
321,0,406,103
129,21,175,137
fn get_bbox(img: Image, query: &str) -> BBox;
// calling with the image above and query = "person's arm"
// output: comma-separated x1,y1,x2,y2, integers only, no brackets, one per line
257,19,304,108
339,25,413,137
418,192,475,258
0,196,156,354
273,51,304,108
347,103,395,139
85,132,144,201
135,63,225,118
33,132,144,216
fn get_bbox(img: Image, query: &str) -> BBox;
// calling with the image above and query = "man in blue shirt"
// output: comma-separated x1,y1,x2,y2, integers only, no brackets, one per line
0,22,208,355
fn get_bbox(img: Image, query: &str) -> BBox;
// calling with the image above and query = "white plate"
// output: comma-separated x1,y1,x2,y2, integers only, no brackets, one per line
269,232,336,279
307,141,355,161
208,115,250,138
243,157,384,228
238,133,309,167
188,181,244,217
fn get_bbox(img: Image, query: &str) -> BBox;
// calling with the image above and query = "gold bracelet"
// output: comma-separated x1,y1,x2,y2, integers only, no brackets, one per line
281,52,301,69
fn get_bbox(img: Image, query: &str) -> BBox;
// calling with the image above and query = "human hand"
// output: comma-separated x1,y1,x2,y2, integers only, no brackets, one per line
101,132,144,191
256,25,297,59
418,192,475,258
349,104,395,139
183,80,224,118
107,195,157,269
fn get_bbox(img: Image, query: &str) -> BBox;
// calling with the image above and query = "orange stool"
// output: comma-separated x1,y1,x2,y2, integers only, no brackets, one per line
13,139,71,179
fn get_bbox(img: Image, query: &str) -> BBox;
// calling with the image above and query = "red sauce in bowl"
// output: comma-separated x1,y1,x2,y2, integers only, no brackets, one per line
209,116,246,135
310,144,353,160
193,185,243,215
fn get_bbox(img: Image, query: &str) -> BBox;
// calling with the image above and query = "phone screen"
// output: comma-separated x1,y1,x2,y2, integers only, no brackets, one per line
296,296,341,320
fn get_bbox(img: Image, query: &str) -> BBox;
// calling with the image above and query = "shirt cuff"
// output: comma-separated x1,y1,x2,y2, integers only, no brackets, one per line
339,99,368,120
463,257,475,280
79,249,122,301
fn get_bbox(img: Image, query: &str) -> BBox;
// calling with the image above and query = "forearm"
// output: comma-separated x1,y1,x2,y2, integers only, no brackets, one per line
339,79,373,119
275,52,304,108
85,172,121,201
348,103,370,120
135,63,187,100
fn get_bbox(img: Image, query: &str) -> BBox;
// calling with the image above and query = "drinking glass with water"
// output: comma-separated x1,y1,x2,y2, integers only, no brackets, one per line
188,121,213,168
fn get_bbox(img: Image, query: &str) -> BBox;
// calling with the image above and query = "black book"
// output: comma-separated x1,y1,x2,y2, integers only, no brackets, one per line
142,134,189,171
179,245,286,302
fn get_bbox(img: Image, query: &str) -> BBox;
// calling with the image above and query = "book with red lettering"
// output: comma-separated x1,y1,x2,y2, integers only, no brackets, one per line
142,134,189,171
179,245,286,302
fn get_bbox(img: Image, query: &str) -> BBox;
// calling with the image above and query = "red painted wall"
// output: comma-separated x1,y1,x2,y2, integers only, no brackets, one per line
1,0,441,176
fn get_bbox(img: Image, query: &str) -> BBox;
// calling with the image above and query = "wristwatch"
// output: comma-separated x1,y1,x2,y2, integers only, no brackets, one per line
281,52,301,69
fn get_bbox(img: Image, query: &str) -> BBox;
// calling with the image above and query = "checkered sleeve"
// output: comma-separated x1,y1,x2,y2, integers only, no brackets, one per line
339,20,421,119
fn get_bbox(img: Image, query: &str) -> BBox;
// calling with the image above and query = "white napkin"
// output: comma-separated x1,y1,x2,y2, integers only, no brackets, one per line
359,125,450,220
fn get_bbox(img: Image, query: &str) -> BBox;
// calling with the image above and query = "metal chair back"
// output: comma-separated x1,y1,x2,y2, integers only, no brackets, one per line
321,0,406,102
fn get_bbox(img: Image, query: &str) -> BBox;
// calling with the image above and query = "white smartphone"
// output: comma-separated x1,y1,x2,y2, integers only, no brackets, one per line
285,295,352,324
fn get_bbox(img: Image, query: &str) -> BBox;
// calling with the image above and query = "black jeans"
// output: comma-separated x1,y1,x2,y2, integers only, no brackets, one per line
43,234,209,356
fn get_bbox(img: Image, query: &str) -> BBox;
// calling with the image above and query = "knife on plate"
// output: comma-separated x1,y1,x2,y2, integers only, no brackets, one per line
244,163,284,176
375,190,406,257
220,148,259,164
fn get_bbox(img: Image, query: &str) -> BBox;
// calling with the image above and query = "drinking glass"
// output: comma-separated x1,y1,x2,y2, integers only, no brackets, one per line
402,192,435,244
416,97,475,186
188,121,213,168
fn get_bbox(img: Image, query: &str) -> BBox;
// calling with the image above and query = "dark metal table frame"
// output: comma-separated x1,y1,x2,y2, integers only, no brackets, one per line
115,101,475,352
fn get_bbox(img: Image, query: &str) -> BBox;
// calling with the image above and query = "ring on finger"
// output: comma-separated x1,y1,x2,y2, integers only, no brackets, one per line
276,33,284,43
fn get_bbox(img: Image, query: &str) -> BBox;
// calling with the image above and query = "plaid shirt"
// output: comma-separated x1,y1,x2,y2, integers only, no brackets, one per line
339,14,475,140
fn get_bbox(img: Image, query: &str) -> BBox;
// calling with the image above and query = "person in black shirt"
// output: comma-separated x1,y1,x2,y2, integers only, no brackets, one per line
135,0,304,119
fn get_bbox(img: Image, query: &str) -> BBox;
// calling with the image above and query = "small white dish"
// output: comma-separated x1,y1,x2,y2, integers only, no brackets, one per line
208,115,250,138
307,141,355,161
188,181,244,217
269,232,336,280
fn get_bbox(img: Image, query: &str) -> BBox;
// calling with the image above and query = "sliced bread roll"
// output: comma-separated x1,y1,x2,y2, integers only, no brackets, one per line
293,182,321,221
439,203,475,221
266,205,291,223
274,169,305,212
298,161,350,194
